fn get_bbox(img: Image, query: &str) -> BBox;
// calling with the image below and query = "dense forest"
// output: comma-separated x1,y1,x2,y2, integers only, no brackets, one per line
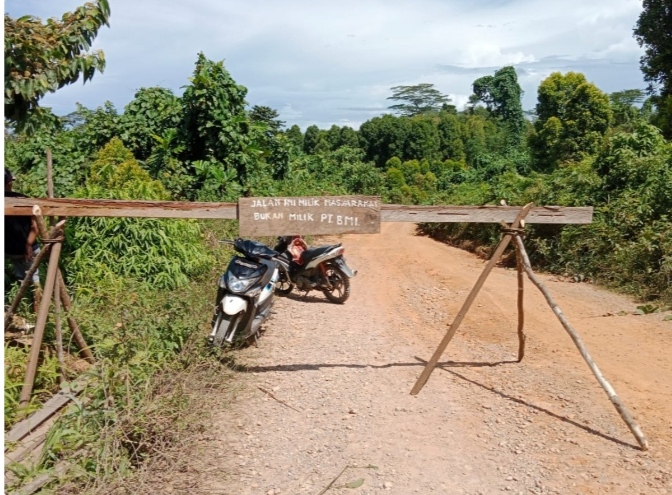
4,0,671,491
6,55,671,303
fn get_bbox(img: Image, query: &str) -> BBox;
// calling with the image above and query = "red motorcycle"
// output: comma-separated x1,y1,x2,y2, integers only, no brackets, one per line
273,236,356,304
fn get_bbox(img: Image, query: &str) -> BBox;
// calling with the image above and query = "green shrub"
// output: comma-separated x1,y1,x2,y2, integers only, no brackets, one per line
63,139,213,291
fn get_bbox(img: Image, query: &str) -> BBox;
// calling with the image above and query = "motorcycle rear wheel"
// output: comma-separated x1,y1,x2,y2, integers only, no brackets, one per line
322,266,350,304
212,310,241,347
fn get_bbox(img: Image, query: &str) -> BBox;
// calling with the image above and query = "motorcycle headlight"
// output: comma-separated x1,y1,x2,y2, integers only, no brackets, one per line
226,272,256,293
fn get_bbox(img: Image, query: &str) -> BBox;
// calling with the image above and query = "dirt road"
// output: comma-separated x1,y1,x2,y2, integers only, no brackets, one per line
181,223,672,494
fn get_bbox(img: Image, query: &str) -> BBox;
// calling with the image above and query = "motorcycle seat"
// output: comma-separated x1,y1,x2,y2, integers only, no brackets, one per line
300,244,341,265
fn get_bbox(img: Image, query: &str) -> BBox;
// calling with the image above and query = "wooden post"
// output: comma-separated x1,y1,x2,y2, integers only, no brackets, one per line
515,242,526,362
500,200,527,363
19,208,63,408
410,203,534,395
513,234,648,450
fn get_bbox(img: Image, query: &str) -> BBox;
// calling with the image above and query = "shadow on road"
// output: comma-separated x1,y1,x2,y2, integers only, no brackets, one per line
420,357,639,451
281,292,332,304
240,356,638,450
239,360,514,373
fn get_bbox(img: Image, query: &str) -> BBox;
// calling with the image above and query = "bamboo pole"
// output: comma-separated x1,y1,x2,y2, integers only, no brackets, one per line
410,203,534,395
516,244,526,362
46,148,65,382
57,280,94,363
513,234,648,450
46,149,54,200
54,273,64,383
19,208,63,409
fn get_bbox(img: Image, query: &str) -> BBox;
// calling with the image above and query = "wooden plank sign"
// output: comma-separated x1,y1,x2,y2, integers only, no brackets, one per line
238,196,381,236
5,198,592,225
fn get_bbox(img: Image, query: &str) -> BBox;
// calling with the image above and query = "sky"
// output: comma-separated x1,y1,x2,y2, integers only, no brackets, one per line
5,0,648,130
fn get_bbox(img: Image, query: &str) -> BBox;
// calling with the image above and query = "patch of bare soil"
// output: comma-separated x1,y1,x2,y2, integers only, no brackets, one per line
163,223,672,495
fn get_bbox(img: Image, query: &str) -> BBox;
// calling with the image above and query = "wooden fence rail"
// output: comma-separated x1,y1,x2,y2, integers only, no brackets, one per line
4,198,593,224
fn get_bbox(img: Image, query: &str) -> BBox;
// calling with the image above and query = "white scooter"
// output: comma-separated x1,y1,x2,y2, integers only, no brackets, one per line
208,239,280,347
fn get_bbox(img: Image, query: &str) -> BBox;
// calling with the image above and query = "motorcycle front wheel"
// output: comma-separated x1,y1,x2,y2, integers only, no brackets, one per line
212,310,241,347
322,265,350,304
275,269,294,296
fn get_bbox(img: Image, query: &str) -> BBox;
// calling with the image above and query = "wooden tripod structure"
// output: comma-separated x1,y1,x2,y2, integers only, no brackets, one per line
410,203,649,451
5,151,95,412
5,210,95,410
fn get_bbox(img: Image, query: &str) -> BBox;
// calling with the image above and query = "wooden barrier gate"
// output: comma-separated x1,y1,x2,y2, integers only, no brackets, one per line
4,195,647,469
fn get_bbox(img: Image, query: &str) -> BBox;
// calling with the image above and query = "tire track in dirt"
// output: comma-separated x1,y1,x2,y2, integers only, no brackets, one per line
183,223,671,495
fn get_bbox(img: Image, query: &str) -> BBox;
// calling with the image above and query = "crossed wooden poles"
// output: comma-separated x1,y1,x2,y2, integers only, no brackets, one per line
410,203,649,451
4,205,94,410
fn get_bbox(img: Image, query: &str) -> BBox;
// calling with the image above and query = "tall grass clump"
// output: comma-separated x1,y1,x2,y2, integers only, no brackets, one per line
4,139,242,493
63,138,212,290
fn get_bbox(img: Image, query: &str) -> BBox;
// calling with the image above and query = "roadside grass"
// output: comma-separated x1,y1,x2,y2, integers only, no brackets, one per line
4,220,247,493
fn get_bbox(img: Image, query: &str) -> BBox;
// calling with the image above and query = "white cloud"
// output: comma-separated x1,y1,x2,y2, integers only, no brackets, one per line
593,36,644,59
458,44,536,68
6,0,647,128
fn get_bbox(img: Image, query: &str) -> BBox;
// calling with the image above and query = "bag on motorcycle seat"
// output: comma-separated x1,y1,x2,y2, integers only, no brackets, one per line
289,237,307,264
300,244,341,265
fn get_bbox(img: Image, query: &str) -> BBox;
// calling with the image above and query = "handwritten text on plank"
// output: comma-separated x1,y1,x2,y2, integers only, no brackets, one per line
239,196,381,236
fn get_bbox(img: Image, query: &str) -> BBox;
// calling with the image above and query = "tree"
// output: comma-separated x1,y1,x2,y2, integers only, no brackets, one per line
303,125,321,154
249,105,285,136
530,72,612,169
609,89,646,129
121,87,182,160
461,114,488,166
359,114,410,167
610,89,646,108
339,126,360,149
69,101,123,158
387,83,451,116
634,0,672,97
4,0,111,130
326,125,342,150
286,124,304,149
650,95,672,138
437,112,465,162
470,66,525,146
181,53,251,174
68,137,211,290
146,128,193,199
403,117,441,161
